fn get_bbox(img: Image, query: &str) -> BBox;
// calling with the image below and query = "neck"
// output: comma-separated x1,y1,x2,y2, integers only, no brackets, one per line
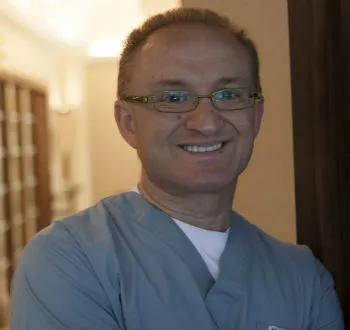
138,174,236,232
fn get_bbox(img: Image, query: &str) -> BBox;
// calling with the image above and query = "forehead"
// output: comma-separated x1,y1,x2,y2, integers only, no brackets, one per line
128,23,252,92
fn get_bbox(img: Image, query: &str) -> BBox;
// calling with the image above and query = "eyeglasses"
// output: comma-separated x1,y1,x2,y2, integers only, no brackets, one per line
122,88,263,113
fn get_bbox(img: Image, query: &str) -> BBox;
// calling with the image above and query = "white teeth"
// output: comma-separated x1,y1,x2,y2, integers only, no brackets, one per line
183,143,223,153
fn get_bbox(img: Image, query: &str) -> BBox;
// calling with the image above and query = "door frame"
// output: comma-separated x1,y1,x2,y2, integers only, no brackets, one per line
288,0,350,326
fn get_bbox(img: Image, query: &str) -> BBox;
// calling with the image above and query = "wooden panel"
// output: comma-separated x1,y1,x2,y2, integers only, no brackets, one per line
0,72,51,327
1,81,14,294
288,0,350,326
0,79,10,328
8,84,24,266
16,85,27,248
20,88,37,244
31,91,51,231
0,75,51,329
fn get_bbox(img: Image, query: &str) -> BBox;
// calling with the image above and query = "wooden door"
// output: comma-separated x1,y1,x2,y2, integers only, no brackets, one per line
288,0,350,326
0,72,51,325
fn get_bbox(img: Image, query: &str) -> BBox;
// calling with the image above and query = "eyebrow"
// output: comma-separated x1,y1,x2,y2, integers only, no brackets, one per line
150,77,244,91
215,77,242,85
151,79,189,90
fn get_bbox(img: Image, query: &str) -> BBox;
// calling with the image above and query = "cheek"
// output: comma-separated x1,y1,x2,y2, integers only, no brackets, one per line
136,127,158,152
136,113,183,144
236,135,256,168
222,111,256,137
135,121,175,155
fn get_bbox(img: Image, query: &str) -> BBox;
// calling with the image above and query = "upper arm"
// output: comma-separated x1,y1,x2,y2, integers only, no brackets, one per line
10,223,123,330
307,253,345,330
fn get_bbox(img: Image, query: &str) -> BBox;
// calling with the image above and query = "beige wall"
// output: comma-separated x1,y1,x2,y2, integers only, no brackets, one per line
181,0,296,242
0,12,92,215
85,60,141,203
0,13,59,100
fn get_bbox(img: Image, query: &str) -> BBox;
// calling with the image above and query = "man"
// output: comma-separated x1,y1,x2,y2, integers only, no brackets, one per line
11,7,344,330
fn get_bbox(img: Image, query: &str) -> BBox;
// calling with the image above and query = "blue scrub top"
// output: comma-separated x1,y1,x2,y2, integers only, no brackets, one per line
11,192,344,330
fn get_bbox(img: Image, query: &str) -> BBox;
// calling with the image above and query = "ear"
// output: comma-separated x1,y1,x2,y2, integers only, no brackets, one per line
253,98,264,138
114,100,138,149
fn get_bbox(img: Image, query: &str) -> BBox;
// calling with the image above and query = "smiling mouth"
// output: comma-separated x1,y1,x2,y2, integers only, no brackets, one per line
180,142,225,153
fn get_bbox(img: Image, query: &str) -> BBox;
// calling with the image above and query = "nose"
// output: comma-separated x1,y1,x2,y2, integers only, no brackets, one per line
185,98,223,136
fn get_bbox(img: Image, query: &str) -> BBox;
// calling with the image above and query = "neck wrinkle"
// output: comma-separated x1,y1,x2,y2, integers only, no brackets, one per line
138,173,236,232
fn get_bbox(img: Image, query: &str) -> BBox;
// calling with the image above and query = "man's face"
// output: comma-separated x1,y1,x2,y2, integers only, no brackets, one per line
116,24,263,195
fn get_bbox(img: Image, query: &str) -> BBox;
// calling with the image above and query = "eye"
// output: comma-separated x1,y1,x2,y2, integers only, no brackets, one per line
159,91,189,103
215,89,244,100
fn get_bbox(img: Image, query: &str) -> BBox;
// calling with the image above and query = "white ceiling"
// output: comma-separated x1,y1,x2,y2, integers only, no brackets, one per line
1,0,180,57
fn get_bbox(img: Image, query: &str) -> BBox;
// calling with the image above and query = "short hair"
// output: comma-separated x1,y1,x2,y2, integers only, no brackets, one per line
117,7,262,98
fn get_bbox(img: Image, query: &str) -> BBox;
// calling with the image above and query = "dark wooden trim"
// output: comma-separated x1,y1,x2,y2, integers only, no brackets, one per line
288,0,350,326
31,90,52,231
339,0,350,319
16,85,27,247
0,80,14,293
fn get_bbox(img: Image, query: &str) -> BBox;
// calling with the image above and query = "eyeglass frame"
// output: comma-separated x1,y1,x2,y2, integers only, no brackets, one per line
121,88,264,113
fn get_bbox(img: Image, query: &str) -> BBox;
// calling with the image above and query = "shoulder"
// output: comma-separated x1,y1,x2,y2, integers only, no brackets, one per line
29,192,140,249
10,195,139,329
234,212,327,282
232,213,344,328
15,193,141,286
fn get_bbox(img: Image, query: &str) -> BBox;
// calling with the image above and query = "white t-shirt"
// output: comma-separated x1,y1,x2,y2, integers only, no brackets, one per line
131,186,229,279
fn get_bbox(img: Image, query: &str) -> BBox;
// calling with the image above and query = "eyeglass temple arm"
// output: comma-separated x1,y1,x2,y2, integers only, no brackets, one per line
124,96,151,103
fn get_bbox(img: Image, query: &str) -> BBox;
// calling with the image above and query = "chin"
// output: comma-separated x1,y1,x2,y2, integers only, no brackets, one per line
145,165,237,195
192,182,234,194
175,175,236,195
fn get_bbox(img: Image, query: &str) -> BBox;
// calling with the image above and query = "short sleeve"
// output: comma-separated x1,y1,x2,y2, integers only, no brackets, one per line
308,254,345,330
10,222,123,330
